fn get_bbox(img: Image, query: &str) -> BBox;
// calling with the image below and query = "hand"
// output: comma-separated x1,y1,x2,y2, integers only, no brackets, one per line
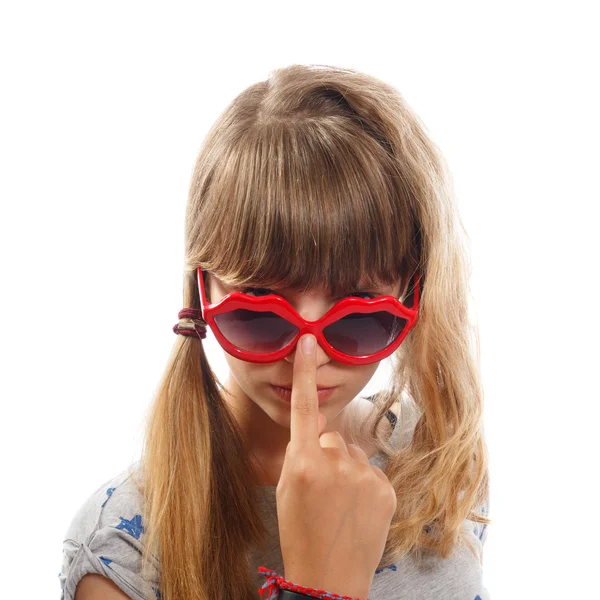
276,334,397,600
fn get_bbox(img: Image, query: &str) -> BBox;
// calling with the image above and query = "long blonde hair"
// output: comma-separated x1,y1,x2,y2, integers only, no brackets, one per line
135,63,491,600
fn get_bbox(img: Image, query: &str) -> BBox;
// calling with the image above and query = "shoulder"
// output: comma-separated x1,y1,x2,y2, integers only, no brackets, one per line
65,463,141,533
361,394,408,434
388,401,401,417
362,393,401,416
59,462,159,600
386,396,422,450
463,495,491,552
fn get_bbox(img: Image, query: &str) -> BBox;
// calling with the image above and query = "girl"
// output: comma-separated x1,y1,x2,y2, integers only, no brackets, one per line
59,64,491,600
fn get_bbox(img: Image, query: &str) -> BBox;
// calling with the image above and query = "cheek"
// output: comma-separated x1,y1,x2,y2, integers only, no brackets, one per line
356,362,380,380
223,352,268,388
339,363,380,395
224,353,250,378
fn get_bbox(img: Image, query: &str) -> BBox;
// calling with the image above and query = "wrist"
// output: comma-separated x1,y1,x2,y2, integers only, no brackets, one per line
258,566,368,600
283,570,369,600
278,589,322,600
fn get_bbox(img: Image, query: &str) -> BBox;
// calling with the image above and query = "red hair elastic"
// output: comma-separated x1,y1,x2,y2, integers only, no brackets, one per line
173,308,208,339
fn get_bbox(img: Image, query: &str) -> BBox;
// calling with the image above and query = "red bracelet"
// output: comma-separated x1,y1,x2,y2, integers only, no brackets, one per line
257,566,366,600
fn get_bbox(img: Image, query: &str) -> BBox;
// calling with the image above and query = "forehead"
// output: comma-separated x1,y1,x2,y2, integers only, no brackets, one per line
209,272,401,296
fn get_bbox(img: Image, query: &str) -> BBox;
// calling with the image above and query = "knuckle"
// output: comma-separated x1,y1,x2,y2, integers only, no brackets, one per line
385,486,398,513
334,461,353,484
293,392,314,416
371,464,387,478
336,454,364,482
352,462,372,485
289,456,317,485
361,464,378,489
371,471,397,510
347,443,368,458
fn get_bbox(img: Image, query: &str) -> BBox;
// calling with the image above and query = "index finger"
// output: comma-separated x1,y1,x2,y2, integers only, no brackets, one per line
289,334,319,449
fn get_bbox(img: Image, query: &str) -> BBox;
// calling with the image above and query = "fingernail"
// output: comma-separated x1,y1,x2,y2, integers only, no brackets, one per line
302,335,315,356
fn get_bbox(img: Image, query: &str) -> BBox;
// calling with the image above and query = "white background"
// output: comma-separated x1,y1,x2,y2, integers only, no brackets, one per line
1,1,598,598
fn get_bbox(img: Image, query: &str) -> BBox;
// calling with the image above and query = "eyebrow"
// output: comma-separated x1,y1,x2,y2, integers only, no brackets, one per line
236,283,386,297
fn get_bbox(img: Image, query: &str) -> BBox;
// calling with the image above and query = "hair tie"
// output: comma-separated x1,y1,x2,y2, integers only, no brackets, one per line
173,308,207,339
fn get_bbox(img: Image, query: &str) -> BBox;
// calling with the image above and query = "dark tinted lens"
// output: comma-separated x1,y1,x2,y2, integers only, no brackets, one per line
323,311,407,356
214,309,299,353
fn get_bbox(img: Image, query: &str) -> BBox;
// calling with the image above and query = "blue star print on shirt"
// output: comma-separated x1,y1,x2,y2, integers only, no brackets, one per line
116,514,144,539
101,487,116,508
375,564,398,575
152,585,163,599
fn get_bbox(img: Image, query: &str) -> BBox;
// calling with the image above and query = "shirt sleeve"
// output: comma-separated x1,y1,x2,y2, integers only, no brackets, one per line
463,496,491,600
468,496,490,558
58,465,161,600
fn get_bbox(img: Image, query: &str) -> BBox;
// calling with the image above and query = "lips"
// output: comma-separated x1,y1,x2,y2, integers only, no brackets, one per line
272,384,337,403
275,384,336,390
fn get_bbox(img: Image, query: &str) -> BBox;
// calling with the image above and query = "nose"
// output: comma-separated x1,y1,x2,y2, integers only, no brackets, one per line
282,295,337,365
284,335,331,365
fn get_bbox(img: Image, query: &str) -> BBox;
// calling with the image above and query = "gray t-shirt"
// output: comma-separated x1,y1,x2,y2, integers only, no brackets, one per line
59,400,490,599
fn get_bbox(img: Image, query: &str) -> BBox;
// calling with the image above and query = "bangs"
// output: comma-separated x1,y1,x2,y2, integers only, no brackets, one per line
190,116,420,297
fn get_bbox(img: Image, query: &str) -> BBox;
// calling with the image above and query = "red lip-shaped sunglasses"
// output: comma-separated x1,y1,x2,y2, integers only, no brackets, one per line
197,267,420,365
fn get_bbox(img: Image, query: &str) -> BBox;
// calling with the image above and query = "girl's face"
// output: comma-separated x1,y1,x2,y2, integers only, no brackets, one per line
205,272,403,447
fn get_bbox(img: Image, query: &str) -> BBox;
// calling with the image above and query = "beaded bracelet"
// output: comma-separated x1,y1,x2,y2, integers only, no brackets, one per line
257,567,366,600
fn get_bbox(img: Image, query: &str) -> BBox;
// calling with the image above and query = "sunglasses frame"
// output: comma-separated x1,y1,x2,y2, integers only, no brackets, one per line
197,267,420,365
